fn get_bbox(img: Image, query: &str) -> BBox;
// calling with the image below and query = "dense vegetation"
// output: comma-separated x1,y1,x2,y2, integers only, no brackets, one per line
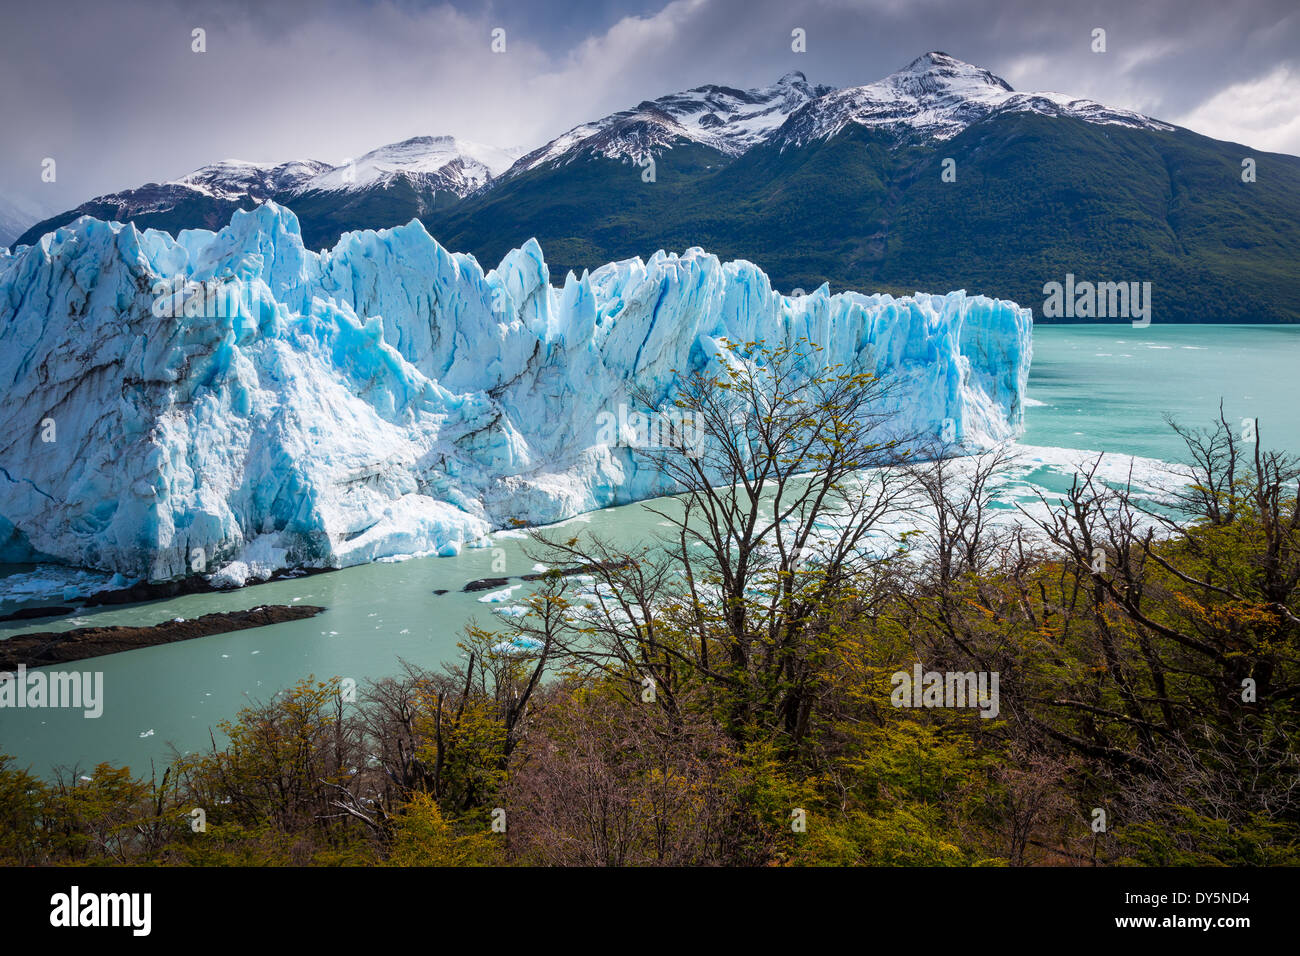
3,346,1297,866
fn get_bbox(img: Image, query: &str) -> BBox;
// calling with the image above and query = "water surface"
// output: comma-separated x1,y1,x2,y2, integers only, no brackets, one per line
3,324,1298,775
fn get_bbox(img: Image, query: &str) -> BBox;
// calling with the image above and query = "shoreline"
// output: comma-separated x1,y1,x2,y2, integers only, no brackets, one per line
0,565,335,625
0,604,326,669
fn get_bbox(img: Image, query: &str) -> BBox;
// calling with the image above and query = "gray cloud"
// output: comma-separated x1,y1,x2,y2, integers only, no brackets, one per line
2,0,1296,215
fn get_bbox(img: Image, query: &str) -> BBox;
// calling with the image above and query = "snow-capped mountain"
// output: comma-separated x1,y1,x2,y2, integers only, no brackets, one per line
12,138,521,248
14,49,1284,327
102,137,520,216
171,158,332,200
80,158,330,219
503,52,1173,173
771,52,1174,148
16,52,1184,250
8,158,333,247
295,135,522,195
0,202,1029,586
506,71,833,176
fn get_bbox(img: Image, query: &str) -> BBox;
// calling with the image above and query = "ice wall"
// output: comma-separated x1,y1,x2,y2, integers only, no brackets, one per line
0,204,1031,585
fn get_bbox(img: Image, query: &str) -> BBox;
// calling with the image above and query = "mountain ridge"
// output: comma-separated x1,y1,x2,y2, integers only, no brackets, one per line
10,52,1297,324
14,51,1188,249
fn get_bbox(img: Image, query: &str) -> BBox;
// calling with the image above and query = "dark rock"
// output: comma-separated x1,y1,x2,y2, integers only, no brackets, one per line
79,564,336,607
0,604,326,669
460,558,634,593
462,576,510,593
0,605,77,623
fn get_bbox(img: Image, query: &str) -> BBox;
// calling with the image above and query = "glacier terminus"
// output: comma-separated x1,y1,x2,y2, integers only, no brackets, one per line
0,203,1031,589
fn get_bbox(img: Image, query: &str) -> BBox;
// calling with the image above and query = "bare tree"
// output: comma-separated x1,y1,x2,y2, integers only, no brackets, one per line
1012,417,1300,820
515,339,917,749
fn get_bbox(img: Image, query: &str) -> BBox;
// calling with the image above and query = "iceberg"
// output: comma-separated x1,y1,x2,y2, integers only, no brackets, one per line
0,203,1031,587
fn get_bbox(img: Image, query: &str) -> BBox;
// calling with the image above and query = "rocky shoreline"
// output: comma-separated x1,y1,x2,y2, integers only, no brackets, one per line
0,565,334,624
0,604,326,669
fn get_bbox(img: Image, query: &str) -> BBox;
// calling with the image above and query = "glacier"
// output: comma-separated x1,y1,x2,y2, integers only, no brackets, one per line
0,203,1031,588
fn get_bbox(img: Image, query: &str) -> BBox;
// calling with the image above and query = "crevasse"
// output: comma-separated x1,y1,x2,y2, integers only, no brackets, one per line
0,203,1031,586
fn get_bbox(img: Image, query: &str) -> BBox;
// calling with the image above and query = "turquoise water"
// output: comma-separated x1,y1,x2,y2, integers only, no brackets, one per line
3,324,1298,776
1023,324,1300,460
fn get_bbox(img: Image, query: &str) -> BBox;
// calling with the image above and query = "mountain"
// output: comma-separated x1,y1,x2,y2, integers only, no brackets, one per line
770,52,1173,147
171,158,331,198
13,137,521,250
498,53,1168,172
426,52,1299,323
13,158,331,243
0,203,1028,585
0,193,54,248
283,136,523,250
15,52,1300,322
505,70,832,177
298,135,519,194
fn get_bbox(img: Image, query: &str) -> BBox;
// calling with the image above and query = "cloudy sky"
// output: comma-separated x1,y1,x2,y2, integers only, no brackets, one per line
2,0,1296,215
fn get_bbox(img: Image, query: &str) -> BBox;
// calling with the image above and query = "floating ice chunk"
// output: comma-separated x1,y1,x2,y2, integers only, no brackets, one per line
479,585,520,603
492,635,544,654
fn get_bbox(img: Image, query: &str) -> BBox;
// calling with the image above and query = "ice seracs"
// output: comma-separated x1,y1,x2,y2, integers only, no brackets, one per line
0,203,1031,588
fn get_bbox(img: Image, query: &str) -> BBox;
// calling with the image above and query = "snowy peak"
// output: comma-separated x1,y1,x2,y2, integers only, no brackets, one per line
17,157,333,225
507,52,1173,175
507,71,834,175
163,138,523,202
9,157,331,227
295,135,523,195
12,138,523,245
775,51,1173,147
172,158,333,200
887,51,1014,98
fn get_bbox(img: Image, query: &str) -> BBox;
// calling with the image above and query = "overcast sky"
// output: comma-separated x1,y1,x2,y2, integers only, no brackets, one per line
2,0,1296,214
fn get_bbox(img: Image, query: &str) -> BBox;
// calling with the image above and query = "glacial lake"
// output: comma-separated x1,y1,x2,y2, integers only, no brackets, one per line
3,323,1299,776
